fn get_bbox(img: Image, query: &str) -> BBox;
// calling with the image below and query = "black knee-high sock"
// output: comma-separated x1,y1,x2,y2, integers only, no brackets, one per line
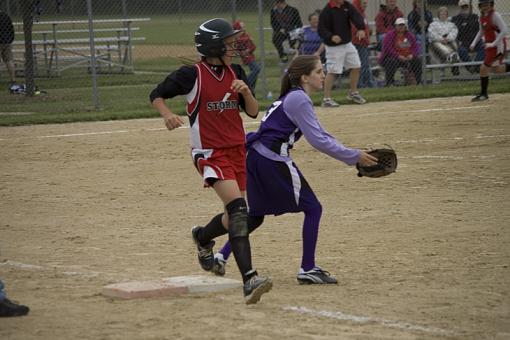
481,76,489,96
197,213,227,245
226,198,255,283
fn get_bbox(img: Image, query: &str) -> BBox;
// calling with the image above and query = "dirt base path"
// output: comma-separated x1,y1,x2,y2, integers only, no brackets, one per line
1,95,509,339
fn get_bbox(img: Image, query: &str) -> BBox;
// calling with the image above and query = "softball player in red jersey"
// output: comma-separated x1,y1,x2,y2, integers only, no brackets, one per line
150,18,272,304
470,0,509,102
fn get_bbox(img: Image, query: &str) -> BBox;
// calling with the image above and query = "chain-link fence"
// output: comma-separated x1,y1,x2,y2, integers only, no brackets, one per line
1,0,509,113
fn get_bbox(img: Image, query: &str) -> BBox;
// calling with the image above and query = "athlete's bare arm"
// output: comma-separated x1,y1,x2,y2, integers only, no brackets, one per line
231,79,259,118
152,97,184,130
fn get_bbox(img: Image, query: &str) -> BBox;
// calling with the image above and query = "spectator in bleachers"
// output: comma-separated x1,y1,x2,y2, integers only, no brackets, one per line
407,0,433,47
352,0,375,88
378,18,422,86
375,0,403,50
298,11,325,62
428,6,460,75
270,0,303,63
452,0,485,73
232,21,261,91
0,10,16,88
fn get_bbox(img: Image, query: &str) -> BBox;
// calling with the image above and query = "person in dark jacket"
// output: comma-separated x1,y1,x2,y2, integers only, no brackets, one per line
451,0,484,73
0,11,16,86
407,0,433,47
318,0,367,107
270,0,302,62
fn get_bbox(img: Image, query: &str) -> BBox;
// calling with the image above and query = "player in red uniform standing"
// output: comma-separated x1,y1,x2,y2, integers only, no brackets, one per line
150,18,272,304
470,0,509,102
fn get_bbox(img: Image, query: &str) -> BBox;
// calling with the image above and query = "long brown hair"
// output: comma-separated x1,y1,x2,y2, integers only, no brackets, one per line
280,55,320,97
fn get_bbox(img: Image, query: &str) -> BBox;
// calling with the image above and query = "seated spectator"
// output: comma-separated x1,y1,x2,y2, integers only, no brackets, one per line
352,0,375,88
407,0,433,47
451,0,484,73
270,0,303,62
378,18,422,86
298,11,325,62
428,6,460,74
375,0,403,50
232,20,261,91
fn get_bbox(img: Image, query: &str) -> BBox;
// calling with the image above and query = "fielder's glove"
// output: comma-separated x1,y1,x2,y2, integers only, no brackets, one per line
356,147,398,178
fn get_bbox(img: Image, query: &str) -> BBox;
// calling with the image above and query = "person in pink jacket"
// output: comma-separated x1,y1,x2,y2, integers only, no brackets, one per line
375,0,403,50
378,18,422,86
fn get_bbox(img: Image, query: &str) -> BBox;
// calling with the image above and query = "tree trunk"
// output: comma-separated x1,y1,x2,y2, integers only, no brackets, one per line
21,0,36,96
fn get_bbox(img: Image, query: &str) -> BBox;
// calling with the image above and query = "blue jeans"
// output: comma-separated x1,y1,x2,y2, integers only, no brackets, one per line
246,61,261,91
355,45,375,88
0,280,5,301
458,41,485,64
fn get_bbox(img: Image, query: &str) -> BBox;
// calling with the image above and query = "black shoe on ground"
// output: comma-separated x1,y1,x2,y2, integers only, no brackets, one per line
471,94,489,102
0,298,30,317
243,275,272,305
191,226,215,271
297,267,338,284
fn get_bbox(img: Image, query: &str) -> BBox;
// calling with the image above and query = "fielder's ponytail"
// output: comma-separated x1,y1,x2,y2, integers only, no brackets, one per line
279,55,320,97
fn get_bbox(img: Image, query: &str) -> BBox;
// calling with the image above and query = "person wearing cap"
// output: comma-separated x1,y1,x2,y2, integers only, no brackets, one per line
375,0,403,51
452,0,485,73
469,0,509,102
378,17,422,86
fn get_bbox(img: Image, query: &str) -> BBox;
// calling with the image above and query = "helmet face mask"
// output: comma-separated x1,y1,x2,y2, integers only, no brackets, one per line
195,18,241,58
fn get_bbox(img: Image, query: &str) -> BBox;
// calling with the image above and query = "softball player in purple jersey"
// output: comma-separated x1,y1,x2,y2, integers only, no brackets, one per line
212,55,377,284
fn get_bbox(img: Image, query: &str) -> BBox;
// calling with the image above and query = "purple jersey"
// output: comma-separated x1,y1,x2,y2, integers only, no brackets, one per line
248,87,360,165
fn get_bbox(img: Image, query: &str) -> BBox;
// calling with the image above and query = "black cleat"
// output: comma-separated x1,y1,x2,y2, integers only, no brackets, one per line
297,267,338,285
244,275,273,305
191,226,215,271
0,298,30,317
471,94,489,102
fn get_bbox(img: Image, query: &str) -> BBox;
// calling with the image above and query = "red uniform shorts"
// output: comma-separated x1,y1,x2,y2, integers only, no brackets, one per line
191,144,247,191
484,45,507,67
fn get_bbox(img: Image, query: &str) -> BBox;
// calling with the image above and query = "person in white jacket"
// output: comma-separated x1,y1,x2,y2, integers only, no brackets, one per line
428,6,460,66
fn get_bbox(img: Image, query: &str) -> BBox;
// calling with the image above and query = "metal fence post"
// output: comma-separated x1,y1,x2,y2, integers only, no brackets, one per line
87,0,100,110
257,0,269,99
231,0,237,22
421,1,427,87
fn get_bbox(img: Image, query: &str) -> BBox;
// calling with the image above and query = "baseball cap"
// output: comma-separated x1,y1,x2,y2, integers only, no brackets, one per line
395,17,406,26
458,0,469,6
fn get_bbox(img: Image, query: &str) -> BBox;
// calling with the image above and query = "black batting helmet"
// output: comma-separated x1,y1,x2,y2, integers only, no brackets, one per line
194,18,240,58
478,0,494,6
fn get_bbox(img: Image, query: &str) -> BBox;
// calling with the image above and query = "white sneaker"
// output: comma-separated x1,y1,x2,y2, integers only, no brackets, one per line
212,253,226,276
321,98,340,107
347,91,366,104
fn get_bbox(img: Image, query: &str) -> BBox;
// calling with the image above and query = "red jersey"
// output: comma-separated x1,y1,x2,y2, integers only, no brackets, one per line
187,62,245,149
482,10,498,43
480,9,507,66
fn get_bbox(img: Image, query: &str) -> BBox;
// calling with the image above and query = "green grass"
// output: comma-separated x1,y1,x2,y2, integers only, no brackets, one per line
2,12,509,127
2,77,509,126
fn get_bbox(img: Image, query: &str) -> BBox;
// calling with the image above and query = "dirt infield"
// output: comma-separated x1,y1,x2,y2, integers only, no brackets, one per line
1,95,509,340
